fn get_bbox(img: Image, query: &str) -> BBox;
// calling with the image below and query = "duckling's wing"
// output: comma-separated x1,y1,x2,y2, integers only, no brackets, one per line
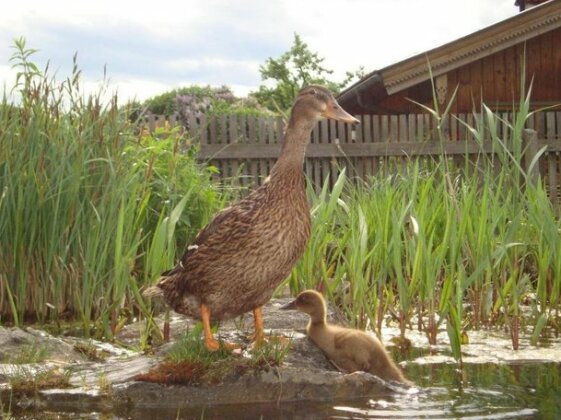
334,330,372,372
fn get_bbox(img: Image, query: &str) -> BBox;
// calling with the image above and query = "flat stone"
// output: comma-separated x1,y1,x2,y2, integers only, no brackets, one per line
0,298,406,414
112,367,398,409
0,326,86,364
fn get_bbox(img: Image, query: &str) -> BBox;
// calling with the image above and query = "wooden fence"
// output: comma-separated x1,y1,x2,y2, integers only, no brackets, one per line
141,111,561,209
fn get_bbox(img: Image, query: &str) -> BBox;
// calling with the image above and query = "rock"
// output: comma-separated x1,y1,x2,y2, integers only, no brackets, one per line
0,326,86,364
112,367,394,409
0,298,406,414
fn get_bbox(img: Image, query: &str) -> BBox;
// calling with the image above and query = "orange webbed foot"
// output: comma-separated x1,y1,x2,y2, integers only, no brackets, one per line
200,304,241,352
204,336,220,352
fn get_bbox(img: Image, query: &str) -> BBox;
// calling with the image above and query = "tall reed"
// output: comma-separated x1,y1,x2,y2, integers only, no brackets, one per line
0,39,221,339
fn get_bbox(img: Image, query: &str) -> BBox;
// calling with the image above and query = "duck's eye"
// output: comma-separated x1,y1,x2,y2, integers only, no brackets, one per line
309,89,317,96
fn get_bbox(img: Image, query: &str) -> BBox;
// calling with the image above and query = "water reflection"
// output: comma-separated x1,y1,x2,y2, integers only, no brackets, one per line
329,361,559,419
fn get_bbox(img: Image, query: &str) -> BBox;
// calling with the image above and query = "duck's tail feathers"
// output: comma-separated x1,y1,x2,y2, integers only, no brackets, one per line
142,284,164,299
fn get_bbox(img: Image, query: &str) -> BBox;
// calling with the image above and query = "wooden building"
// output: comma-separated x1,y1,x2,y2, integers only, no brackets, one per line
337,0,561,115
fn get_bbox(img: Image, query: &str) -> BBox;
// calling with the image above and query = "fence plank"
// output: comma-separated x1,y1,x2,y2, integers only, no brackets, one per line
338,121,347,144
328,119,335,144
199,114,207,145
408,114,416,143
267,117,275,144
229,115,238,144
398,115,407,142
381,115,389,142
219,115,228,144
258,117,266,144
209,115,216,144
390,115,398,143
199,139,503,160
276,116,285,143
321,119,329,143
346,121,353,144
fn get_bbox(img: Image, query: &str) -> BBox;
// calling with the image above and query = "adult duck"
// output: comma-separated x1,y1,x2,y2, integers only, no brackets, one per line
143,86,358,351
281,290,412,385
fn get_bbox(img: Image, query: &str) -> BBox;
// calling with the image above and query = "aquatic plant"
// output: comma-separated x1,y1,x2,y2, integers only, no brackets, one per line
0,39,222,340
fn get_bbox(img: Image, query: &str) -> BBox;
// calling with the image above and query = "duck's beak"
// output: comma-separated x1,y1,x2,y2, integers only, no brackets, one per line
323,99,360,124
280,299,297,310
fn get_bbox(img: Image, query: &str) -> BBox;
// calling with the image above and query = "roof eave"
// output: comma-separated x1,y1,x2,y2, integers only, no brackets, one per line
338,0,561,110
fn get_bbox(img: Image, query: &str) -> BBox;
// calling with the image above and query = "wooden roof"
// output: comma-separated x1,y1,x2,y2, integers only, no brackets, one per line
338,0,561,113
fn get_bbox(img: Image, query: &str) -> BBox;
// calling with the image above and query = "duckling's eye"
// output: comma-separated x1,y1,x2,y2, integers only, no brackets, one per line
308,89,317,96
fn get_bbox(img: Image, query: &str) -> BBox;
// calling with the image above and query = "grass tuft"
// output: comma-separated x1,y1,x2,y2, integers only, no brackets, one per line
8,367,71,396
134,326,290,386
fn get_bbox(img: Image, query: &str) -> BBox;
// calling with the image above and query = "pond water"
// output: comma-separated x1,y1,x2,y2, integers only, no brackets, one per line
7,360,560,419
5,327,561,419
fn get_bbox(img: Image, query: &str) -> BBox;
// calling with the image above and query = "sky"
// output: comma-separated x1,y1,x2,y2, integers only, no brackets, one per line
0,0,519,104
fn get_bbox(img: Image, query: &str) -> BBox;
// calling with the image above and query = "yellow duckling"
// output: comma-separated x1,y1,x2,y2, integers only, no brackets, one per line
281,290,412,385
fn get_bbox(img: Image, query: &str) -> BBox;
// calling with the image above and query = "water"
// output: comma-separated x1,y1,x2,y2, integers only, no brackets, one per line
6,361,560,419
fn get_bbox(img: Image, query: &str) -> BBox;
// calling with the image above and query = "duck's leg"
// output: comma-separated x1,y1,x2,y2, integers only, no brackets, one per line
249,306,289,351
251,306,265,347
201,303,240,352
200,303,220,352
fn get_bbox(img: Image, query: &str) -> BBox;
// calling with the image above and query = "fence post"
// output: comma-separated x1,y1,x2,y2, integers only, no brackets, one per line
522,128,540,186
147,114,156,133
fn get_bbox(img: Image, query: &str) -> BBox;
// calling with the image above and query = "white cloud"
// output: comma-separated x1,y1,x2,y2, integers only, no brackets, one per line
0,65,17,99
89,78,173,103
286,0,516,80
0,0,519,102
168,57,259,73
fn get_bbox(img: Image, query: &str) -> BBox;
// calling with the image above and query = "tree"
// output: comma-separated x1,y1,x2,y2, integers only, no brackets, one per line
253,33,364,113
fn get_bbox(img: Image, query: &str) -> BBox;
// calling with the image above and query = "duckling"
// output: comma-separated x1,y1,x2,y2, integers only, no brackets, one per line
143,86,358,351
281,290,412,385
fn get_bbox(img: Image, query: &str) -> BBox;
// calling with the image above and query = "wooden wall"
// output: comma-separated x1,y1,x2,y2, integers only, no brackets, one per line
377,26,561,114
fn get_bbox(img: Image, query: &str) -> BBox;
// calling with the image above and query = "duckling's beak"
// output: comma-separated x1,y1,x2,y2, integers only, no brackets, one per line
323,100,360,124
280,299,297,310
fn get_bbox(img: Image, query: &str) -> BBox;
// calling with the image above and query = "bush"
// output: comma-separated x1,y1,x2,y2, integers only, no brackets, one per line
141,85,274,131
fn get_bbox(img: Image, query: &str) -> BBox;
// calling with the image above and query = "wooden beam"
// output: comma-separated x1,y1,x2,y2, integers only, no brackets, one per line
199,137,559,160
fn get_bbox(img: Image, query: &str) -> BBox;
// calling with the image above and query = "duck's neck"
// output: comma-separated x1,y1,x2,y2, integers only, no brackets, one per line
269,115,316,180
307,304,327,329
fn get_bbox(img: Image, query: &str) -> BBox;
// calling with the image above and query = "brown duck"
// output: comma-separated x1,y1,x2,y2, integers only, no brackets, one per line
143,86,358,351
281,290,412,385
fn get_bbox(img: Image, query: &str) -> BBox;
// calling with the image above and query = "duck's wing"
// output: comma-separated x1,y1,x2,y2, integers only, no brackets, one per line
161,190,264,277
